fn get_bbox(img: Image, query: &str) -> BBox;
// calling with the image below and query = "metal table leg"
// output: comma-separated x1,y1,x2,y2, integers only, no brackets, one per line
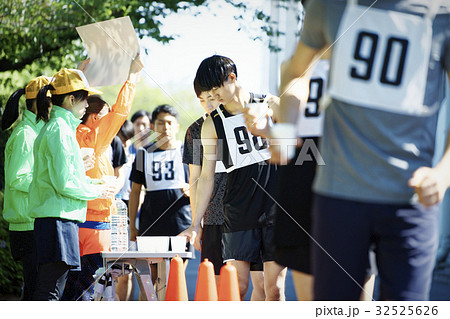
155,259,170,300
133,259,158,301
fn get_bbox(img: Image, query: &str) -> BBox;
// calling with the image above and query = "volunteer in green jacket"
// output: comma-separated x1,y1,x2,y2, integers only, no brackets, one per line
1,76,51,300
29,68,105,301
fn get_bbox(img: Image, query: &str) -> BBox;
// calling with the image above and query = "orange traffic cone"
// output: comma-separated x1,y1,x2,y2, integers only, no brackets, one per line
195,258,218,301
165,255,188,301
218,262,240,301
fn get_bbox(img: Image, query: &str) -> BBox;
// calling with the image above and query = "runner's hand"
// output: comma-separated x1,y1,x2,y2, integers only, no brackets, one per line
179,225,198,244
409,166,448,207
243,108,271,138
129,226,139,242
193,226,203,252
181,183,190,197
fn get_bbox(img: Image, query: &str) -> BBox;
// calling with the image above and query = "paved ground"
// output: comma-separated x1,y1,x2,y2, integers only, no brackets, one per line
184,250,297,301
1,249,298,301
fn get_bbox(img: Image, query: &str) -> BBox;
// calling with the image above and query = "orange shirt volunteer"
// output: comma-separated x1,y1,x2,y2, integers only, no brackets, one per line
76,81,136,255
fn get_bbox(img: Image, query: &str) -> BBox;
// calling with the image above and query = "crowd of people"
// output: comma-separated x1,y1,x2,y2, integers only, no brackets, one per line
1,0,449,301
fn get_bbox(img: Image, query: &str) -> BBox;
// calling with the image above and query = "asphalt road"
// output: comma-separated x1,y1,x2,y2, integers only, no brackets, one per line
185,249,297,301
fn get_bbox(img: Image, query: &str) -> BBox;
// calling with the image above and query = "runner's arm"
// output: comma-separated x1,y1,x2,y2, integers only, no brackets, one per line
409,72,450,206
179,117,217,241
188,164,202,218
129,181,143,241
278,41,321,124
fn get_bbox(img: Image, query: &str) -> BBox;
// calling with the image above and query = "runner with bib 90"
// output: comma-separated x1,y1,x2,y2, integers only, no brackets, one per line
275,0,450,301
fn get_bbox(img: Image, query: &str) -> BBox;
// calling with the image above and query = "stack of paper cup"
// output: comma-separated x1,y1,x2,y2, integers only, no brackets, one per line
136,236,170,253
170,236,187,253
80,147,95,171
101,175,117,199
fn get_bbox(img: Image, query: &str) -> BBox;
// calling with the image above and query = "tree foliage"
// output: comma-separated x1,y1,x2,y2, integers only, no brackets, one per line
0,0,208,73
224,0,303,52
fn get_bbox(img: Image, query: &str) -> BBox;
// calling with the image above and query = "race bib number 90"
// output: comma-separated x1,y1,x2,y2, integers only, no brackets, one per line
329,5,432,116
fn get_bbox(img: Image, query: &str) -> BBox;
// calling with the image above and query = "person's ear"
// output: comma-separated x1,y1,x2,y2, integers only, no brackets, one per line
228,72,237,82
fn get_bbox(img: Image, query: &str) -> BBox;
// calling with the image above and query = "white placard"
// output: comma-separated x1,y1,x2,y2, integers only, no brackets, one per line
76,16,140,87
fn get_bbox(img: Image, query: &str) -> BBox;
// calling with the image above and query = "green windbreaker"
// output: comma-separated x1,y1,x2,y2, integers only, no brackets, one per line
3,110,44,231
28,105,102,223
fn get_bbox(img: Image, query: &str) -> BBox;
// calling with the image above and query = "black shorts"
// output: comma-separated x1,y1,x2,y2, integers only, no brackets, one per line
273,142,317,273
274,245,311,274
250,261,263,272
201,225,224,276
222,225,275,264
9,230,34,261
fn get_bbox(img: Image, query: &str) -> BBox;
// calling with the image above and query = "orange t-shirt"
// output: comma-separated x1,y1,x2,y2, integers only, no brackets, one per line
76,81,136,223
76,81,136,255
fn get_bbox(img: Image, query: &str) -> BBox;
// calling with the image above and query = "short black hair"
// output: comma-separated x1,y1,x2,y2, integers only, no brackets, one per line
131,109,151,123
119,119,134,141
151,104,179,123
194,55,237,93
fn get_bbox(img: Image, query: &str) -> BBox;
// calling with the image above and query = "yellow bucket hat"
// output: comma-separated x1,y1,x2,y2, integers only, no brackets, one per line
25,76,52,99
50,68,103,96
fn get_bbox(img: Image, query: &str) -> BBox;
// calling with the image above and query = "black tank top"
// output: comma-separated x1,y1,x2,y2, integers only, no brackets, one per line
211,93,278,232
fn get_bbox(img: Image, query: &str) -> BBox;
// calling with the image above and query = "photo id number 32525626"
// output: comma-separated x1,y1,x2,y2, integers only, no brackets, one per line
375,305,438,316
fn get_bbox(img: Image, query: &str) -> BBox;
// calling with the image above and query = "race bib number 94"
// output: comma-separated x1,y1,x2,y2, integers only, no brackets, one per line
329,5,432,116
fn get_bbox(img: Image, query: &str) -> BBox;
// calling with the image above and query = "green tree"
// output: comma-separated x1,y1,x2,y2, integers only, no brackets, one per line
1,0,302,73
0,0,208,72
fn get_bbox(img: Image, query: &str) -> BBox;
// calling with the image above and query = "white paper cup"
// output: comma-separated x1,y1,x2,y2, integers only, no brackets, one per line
136,236,170,253
98,175,117,199
170,236,187,253
102,175,116,183
102,175,117,191
246,101,269,130
80,147,94,158
80,147,95,171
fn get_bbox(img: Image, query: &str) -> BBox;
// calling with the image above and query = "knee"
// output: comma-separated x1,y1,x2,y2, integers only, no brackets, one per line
238,281,249,299
265,281,284,301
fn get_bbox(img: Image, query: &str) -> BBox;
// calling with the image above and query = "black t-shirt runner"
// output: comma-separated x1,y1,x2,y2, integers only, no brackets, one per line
130,143,191,236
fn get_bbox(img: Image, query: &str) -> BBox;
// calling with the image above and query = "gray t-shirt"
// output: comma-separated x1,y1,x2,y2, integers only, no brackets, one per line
301,0,450,203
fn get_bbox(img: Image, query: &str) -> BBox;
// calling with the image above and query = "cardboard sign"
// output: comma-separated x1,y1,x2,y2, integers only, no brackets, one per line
76,16,140,87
